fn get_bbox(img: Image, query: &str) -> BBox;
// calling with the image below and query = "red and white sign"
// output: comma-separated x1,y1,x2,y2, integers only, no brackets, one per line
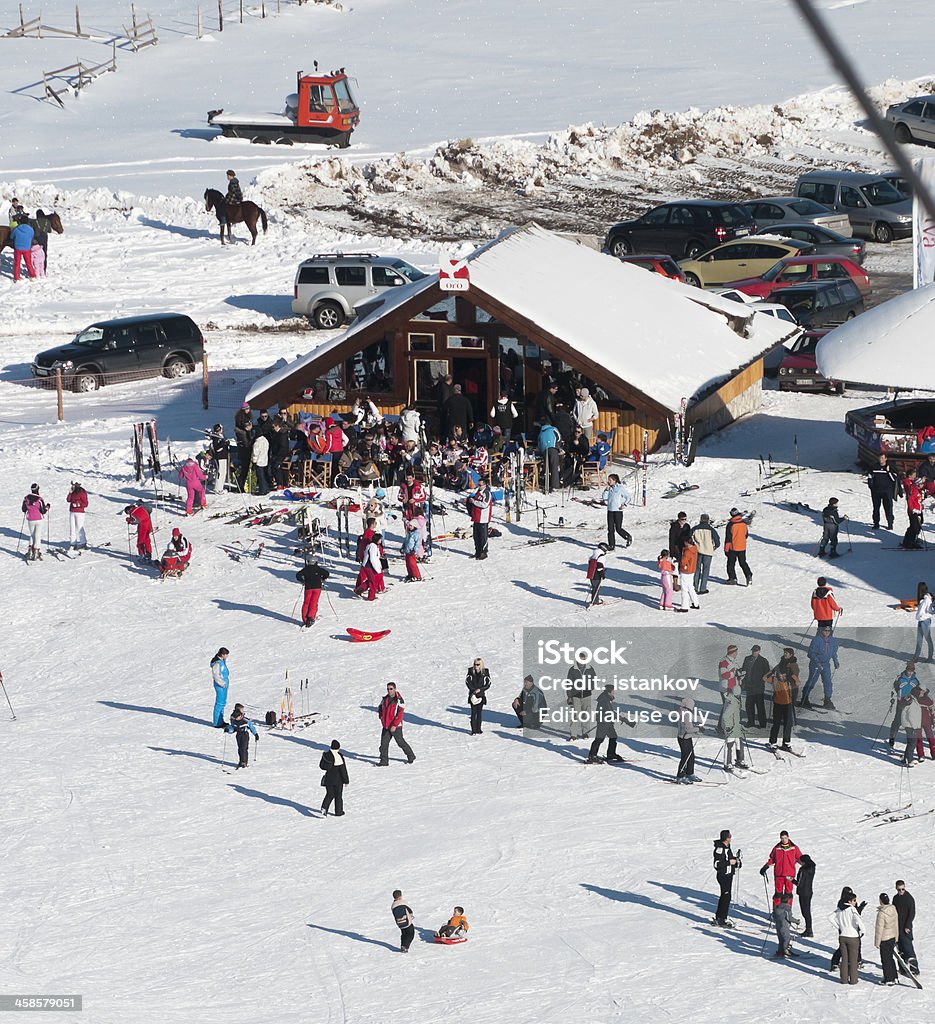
439,256,470,292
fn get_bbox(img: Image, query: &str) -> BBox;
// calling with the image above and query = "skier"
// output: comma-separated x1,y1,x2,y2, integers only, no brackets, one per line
434,907,469,939
22,483,49,561
513,675,547,730
465,658,491,735
759,830,802,910
295,560,329,627
537,421,561,493
831,889,864,985
66,481,89,551
913,582,934,662
887,662,919,749
819,498,847,558
210,647,230,728
799,626,840,710
657,549,675,611
767,648,799,752
676,538,700,613
811,576,842,629
226,703,258,769
566,651,594,741
876,893,899,985
724,508,753,586
319,740,349,816
401,521,423,583
867,453,900,530
720,678,748,771
377,682,416,766
900,470,924,550
586,543,608,607
676,695,701,783
893,880,918,975
586,684,629,763
466,477,492,560
391,890,415,953
773,899,796,959
741,645,769,728
354,517,377,592
602,474,632,550
712,829,740,926
795,854,816,937
691,513,720,594
718,645,740,701
177,456,207,516
208,425,230,494
900,686,923,766
124,502,153,563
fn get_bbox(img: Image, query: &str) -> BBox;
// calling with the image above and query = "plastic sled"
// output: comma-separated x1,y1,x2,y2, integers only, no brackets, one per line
346,627,391,643
433,935,468,945
899,598,919,612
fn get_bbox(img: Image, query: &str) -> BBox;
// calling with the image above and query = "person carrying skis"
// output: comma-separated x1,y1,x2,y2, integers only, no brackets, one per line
602,474,632,550
178,456,207,516
319,740,349,816
767,648,799,752
819,497,847,558
466,477,492,560
900,470,924,550
831,888,864,984
741,645,769,728
691,513,719,594
513,675,547,730
888,662,919,749
66,481,89,551
913,582,934,662
811,576,842,629
391,890,415,953
377,682,416,766
22,483,49,562
867,452,900,530
435,907,469,939
893,879,919,975
465,658,491,735
210,648,230,728
295,560,329,628
795,854,816,937
124,502,153,563
586,543,608,607
586,684,629,763
724,508,753,586
226,703,258,769
799,625,840,710
401,521,423,582
676,695,701,783
759,830,802,910
676,538,700,612
713,829,740,927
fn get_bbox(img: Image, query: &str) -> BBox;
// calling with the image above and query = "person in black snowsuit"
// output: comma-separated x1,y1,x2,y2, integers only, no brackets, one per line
795,854,815,937
586,684,631,763
226,703,258,768
668,512,692,561
740,645,769,728
391,890,415,953
713,829,740,927
465,658,491,735
534,382,559,426
893,880,918,974
867,453,901,530
319,740,349,816
444,385,473,440
819,497,847,558
209,425,231,493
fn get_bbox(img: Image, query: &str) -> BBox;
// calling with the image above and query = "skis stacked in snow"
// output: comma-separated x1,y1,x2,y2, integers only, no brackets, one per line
132,423,145,482
641,430,648,507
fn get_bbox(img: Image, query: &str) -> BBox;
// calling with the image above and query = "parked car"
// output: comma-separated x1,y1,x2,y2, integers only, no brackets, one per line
737,196,851,236
292,253,427,329
32,313,204,393
795,170,912,243
678,238,810,288
726,255,871,299
885,95,935,146
602,200,756,260
755,222,866,265
777,330,842,392
767,280,864,329
615,253,684,280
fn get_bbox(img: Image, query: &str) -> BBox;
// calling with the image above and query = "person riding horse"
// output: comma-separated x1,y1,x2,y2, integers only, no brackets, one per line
226,170,243,207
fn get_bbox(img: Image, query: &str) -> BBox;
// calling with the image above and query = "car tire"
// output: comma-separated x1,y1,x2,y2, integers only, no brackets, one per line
684,240,705,260
683,272,702,288
251,136,272,145
314,301,345,330
845,310,857,320
834,382,846,395
894,123,913,144
73,368,100,393
163,357,191,378
608,236,632,258
872,221,893,244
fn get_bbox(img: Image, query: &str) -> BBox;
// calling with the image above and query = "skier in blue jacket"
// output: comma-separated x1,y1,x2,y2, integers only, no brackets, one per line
226,703,258,768
799,627,840,710
602,474,632,550
211,647,230,727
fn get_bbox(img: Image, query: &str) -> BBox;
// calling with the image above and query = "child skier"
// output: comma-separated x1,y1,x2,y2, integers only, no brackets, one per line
586,542,608,607
295,559,330,627
658,549,675,610
435,907,469,939
210,648,230,728
811,576,842,629
66,481,89,551
226,703,258,768
819,497,847,558
125,502,153,562
178,456,207,516
22,483,49,561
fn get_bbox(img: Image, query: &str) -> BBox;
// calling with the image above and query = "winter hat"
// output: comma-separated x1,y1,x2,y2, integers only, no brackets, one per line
375,488,386,499
324,417,334,427
241,402,250,410
829,497,839,505
172,528,181,538
729,507,740,516
682,696,695,710
30,483,39,493
330,739,341,750
580,388,590,398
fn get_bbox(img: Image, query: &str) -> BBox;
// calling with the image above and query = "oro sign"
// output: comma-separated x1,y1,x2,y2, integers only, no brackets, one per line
439,257,470,292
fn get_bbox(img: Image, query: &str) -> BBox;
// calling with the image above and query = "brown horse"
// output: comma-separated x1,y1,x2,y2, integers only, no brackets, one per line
0,210,64,251
204,188,268,245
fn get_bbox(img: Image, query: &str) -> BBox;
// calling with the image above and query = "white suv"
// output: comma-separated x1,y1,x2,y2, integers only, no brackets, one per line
292,253,427,329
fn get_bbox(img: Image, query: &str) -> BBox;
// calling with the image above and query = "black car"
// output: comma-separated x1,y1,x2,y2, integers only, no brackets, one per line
32,313,204,393
754,222,866,266
767,280,864,329
603,200,756,260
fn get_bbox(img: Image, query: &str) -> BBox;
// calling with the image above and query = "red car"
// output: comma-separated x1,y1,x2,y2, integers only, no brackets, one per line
727,255,871,299
616,254,684,281
777,330,843,393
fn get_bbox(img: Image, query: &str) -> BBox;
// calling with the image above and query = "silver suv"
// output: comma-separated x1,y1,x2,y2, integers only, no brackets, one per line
292,253,427,329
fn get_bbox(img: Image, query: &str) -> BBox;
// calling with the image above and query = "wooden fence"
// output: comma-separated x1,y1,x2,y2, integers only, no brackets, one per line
43,42,117,108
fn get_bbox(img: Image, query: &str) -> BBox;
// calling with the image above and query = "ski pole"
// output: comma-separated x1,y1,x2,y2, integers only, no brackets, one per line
291,593,300,622
844,519,853,552
15,513,26,555
46,508,51,556
759,876,775,954
221,730,229,769
326,591,337,619
798,620,815,651
253,733,258,765
0,671,16,720
870,698,895,751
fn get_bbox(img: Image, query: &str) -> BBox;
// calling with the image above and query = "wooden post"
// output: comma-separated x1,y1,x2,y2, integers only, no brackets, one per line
202,351,209,409
75,5,81,36
56,369,64,422
196,5,202,37
261,1,266,17
131,2,137,33
218,0,222,31
239,0,243,23
111,39,116,70
19,4,24,32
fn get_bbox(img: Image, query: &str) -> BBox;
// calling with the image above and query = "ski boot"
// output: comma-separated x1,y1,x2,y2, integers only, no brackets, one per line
823,698,836,710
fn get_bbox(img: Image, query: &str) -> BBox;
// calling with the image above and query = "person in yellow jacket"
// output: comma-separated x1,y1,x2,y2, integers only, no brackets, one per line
435,907,469,938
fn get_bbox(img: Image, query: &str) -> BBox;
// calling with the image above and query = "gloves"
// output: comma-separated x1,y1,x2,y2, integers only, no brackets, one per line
759,866,768,877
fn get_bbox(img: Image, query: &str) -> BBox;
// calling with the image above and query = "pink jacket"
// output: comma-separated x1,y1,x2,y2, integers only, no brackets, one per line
178,459,206,488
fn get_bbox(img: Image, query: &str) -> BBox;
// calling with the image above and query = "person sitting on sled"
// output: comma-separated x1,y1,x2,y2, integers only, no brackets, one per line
435,907,469,939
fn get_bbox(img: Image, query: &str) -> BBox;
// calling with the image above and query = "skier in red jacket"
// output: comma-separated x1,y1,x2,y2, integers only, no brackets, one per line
125,503,153,562
760,831,802,907
377,682,416,766
811,577,842,629
901,472,924,550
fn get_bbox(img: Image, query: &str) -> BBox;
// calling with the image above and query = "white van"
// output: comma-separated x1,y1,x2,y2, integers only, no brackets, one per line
794,171,911,243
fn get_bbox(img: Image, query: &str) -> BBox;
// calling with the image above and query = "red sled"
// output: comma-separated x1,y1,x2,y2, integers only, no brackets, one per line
433,935,468,945
346,627,391,643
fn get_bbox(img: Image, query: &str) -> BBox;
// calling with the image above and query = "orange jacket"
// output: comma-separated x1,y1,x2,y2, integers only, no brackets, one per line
811,586,841,621
679,544,698,575
658,557,675,576
446,914,469,932
724,516,747,553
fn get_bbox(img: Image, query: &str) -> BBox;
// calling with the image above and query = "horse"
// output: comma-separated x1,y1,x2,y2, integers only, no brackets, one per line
204,188,268,246
0,210,63,251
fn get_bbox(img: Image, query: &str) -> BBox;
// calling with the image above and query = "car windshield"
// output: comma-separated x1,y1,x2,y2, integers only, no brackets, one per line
788,199,829,216
333,78,357,114
73,326,105,348
389,259,427,282
791,335,819,356
761,261,791,281
862,179,904,206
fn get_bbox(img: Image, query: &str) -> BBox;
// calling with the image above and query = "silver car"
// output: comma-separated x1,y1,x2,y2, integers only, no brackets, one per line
886,95,935,145
738,197,851,236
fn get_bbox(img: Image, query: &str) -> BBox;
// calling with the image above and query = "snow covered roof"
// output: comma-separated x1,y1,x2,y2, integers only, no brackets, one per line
247,225,795,412
816,283,935,390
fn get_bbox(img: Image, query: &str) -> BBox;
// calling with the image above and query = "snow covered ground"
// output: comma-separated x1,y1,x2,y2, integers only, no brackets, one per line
3,1,935,1022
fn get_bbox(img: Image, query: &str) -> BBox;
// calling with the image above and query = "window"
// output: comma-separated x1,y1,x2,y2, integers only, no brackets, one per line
135,325,162,348
816,262,846,280
307,84,336,114
162,317,196,343
711,244,746,261
799,181,836,205
408,333,434,352
372,266,406,287
447,336,484,350
333,78,356,114
641,207,670,225
924,103,935,120
753,244,790,260
838,281,860,302
861,180,903,206
414,359,448,401
345,337,393,393
904,101,925,116
299,266,330,285
776,264,809,283
669,207,696,226
335,266,366,287
111,328,135,350
74,326,105,348
788,199,827,216
756,204,784,220
840,186,865,209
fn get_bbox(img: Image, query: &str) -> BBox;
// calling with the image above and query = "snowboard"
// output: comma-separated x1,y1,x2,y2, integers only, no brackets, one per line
894,949,923,988
662,483,699,499
346,627,391,643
